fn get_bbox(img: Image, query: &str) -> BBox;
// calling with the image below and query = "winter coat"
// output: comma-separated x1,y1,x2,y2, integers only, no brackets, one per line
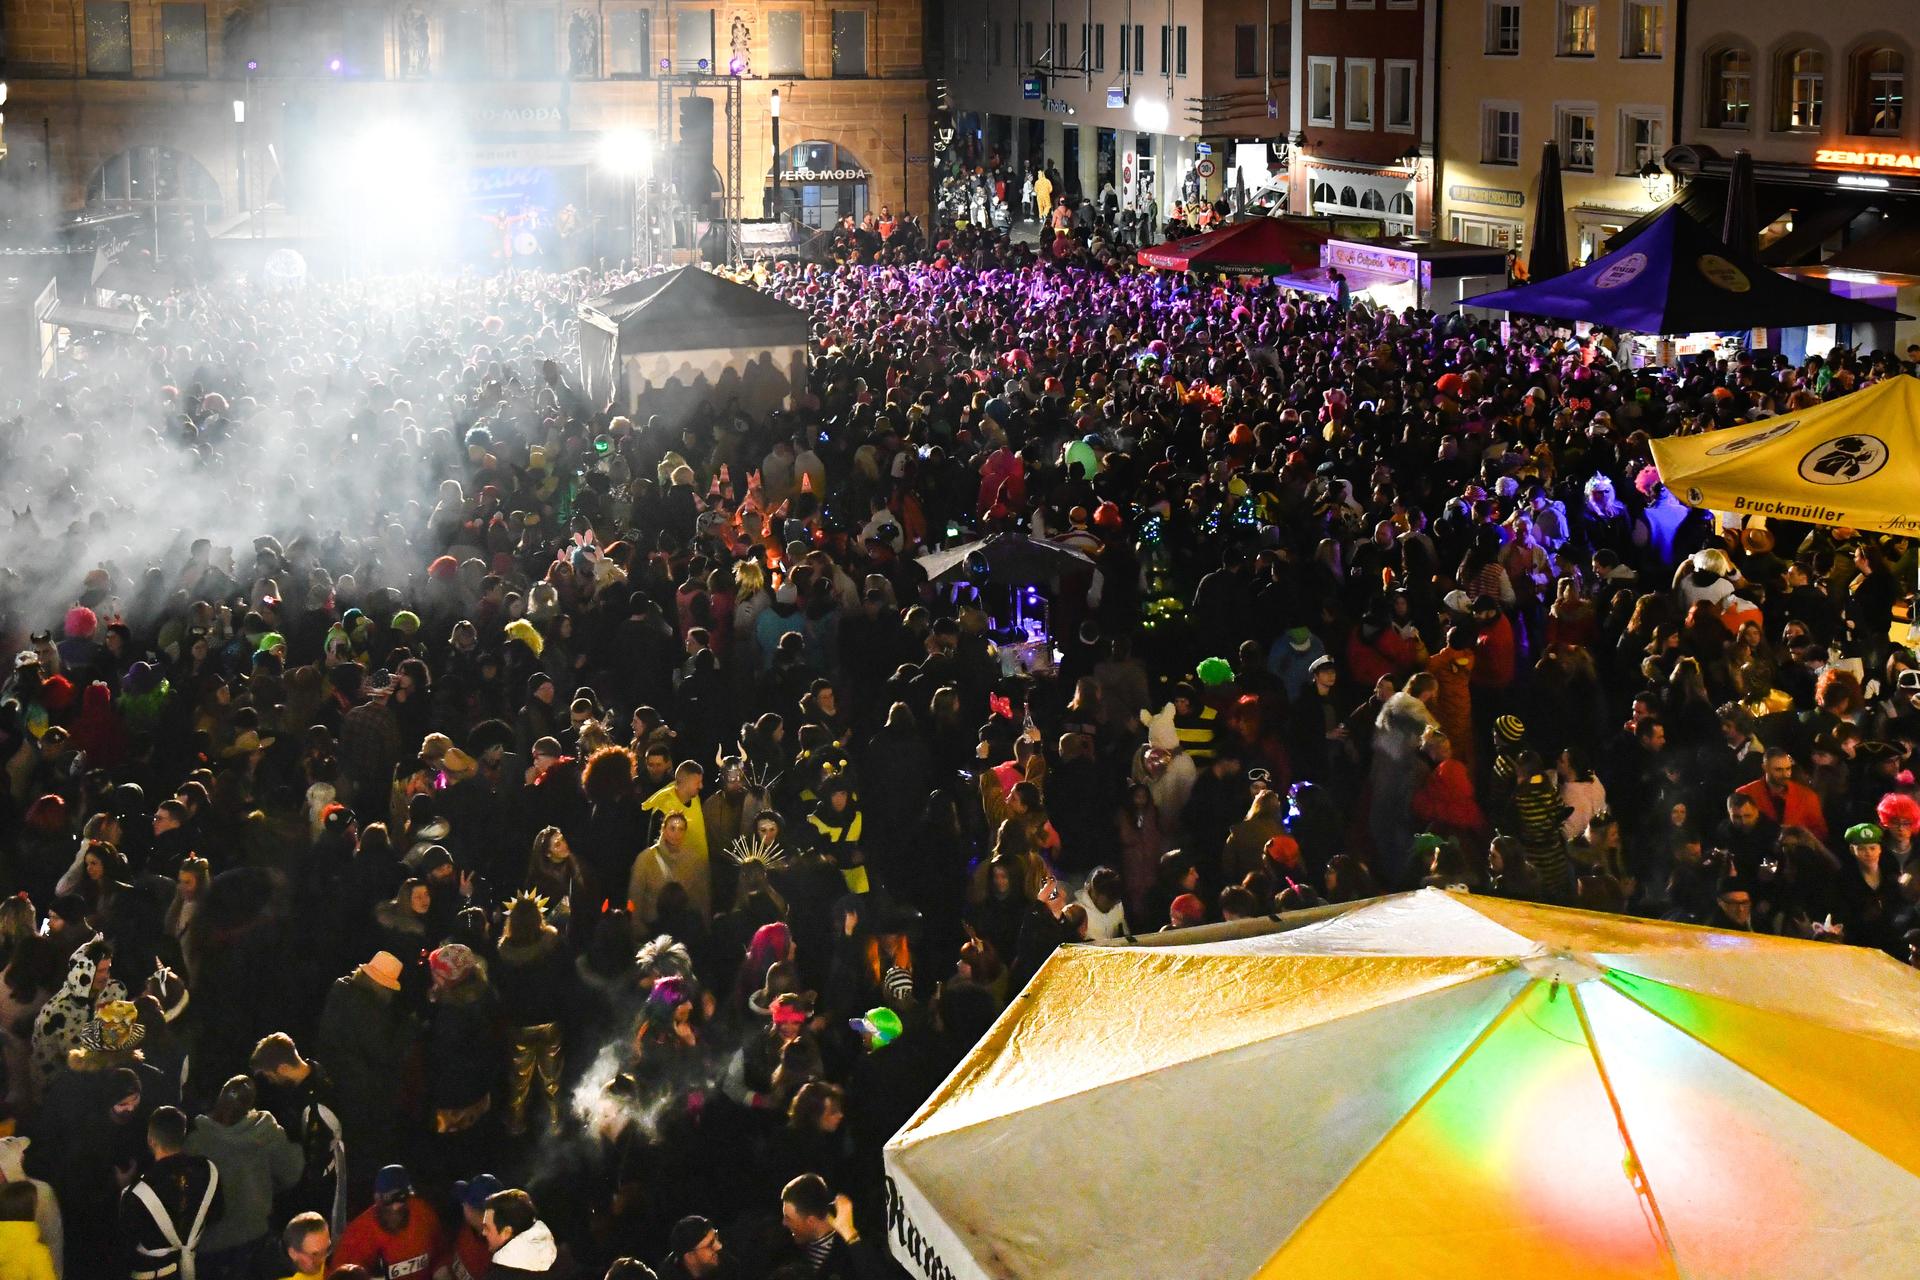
182,1110,302,1251
494,930,571,1028
0,1221,56,1280
0,1138,61,1279
315,971,419,1153
426,978,503,1112
30,943,126,1087
489,1219,562,1278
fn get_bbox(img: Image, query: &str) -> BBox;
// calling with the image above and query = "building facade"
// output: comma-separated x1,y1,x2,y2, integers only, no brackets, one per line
1435,0,1677,264
0,0,932,266
941,0,1292,218
1674,1,1916,267
1285,0,1436,236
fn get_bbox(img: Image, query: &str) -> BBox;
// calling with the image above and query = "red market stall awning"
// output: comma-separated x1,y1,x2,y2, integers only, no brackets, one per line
1137,217,1328,273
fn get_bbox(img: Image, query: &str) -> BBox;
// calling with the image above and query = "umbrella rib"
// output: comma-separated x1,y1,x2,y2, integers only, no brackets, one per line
1255,974,1533,1271
1569,984,1687,1279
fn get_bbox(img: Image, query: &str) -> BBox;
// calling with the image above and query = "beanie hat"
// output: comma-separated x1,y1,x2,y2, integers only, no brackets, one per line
64,606,98,639
427,943,480,987
1169,893,1206,926
391,610,421,633
1494,715,1527,744
852,1006,904,1047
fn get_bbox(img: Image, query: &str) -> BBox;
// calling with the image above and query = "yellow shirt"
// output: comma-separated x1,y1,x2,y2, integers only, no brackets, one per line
640,784,711,918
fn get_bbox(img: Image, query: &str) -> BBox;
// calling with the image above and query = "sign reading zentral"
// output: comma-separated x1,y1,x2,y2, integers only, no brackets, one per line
1815,148,1920,172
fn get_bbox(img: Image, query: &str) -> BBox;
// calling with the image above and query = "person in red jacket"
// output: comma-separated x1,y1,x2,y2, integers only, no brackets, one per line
1734,748,1829,843
333,1165,450,1280
1411,728,1487,843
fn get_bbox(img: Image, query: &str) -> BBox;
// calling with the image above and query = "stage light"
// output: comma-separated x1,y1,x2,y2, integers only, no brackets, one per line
328,57,343,73
598,128,650,174
232,99,245,124
1133,98,1169,133
659,57,671,71
246,60,259,72
697,58,710,72
728,55,747,76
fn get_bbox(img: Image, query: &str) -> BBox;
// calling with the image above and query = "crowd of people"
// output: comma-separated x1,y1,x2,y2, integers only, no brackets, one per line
0,207,1918,1280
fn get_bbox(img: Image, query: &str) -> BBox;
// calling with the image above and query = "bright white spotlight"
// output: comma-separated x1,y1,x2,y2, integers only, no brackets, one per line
1133,97,1170,134
599,128,649,174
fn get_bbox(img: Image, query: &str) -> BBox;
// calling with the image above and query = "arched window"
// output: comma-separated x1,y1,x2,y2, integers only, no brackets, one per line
84,145,224,217
1310,180,1335,206
1388,192,1414,217
1339,185,1358,208
1706,47,1753,128
1853,47,1905,135
1359,189,1385,211
1775,47,1824,131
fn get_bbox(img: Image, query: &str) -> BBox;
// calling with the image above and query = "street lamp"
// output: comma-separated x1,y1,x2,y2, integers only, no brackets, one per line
770,89,783,223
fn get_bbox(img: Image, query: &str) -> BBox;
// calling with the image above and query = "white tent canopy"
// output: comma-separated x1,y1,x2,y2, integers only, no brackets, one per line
884,889,1920,1279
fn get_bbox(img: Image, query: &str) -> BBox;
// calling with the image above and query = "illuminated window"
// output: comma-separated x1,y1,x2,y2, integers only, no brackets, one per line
1855,48,1904,135
1707,48,1753,128
1776,48,1823,131
1559,2,1596,56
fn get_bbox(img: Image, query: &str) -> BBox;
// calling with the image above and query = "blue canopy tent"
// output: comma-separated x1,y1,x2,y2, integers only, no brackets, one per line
1461,206,1907,333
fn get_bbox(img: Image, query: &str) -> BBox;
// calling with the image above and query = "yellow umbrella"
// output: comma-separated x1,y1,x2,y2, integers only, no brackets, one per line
1649,375,1920,537
883,890,1920,1279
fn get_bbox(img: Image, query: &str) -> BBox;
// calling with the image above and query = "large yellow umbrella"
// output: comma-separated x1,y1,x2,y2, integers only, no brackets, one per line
1649,375,1920,537
883,890,1920,1279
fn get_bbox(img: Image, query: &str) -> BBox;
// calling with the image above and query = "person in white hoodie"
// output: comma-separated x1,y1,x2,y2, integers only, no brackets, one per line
0,1136,62,1279
482,1188,562,1278
1073,867,1130,941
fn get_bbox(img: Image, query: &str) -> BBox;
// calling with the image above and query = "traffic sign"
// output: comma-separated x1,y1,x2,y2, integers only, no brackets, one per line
1194,142,1212,155
1195,158,1216,178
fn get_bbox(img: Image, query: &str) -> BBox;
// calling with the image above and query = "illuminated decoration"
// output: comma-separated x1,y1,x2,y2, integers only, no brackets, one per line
885,890,1920,1280
1195,657,1234,686
728,54,747,76
1141,596,1184,631
1815,147,1920,173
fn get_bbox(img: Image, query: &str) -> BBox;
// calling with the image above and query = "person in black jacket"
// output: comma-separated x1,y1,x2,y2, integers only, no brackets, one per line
249,1032,347,1231
118,1105,223,1280
777,1174,885,1280
423,944,503,1175
493,895,574,1136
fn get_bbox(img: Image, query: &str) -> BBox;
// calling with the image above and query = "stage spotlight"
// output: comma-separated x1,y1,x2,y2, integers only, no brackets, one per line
598,128,650,174
728,55,747,76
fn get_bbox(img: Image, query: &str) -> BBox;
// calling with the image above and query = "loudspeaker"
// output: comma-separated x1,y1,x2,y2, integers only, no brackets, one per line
674,95,716,214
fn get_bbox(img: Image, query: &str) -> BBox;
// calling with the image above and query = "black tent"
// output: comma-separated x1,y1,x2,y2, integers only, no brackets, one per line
577,267,810,413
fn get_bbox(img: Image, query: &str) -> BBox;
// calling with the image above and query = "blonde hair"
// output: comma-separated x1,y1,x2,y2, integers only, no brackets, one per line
734,559,767,595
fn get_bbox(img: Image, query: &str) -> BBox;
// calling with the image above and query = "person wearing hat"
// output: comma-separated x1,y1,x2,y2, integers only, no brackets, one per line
333,1165,449,1280
182,1075,302,1278
1827,822,1904,955
446,1173,505,1280
314,956,418,1203
658,1215,729,1279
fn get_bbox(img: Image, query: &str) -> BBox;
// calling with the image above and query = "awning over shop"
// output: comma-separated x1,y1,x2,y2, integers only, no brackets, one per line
1824,220,1920,275
1136,216,1329,273
1465,206,1907,333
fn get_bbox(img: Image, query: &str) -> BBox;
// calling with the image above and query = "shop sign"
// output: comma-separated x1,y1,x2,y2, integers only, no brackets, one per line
1107,87,1128,109
779,167,870,183
1449,183,1524,208
471,104,566,131
1324,238,1419,283
1023,76,1044,100
1814,147,1920,173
